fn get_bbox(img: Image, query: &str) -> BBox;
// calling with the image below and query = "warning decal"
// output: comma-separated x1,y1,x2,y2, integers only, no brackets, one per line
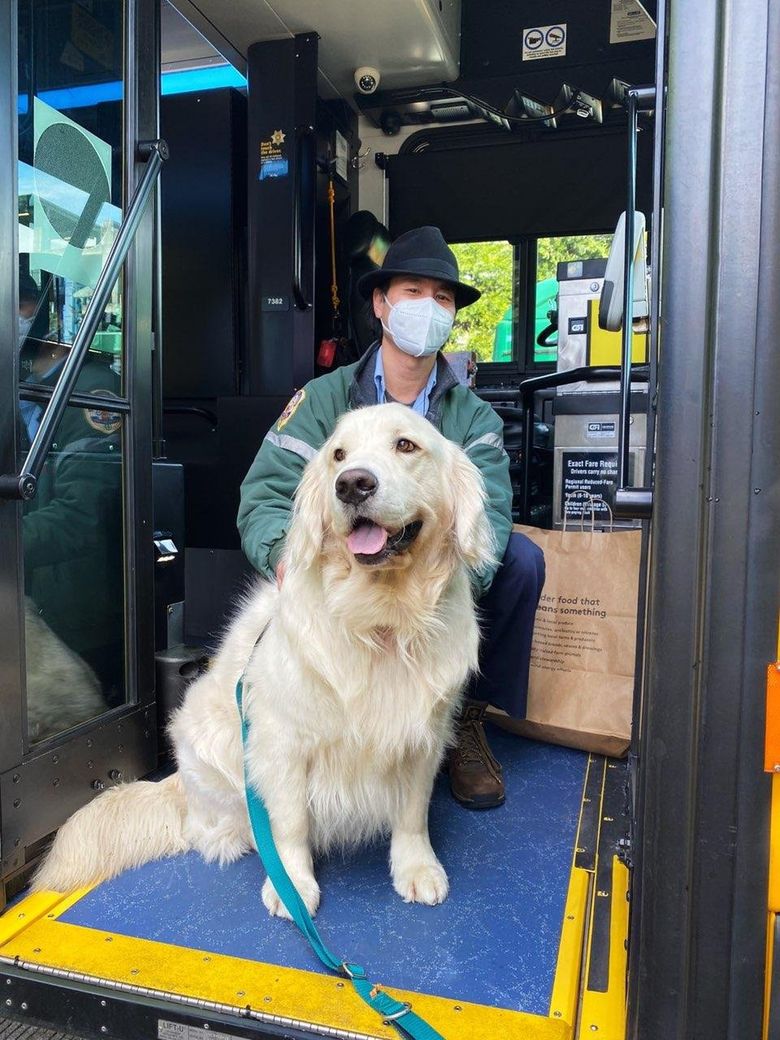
609,0,656,44
522,23,567,62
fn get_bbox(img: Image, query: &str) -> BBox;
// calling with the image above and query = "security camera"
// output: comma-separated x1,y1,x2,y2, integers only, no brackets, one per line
379,109,402,136
354,67,380,95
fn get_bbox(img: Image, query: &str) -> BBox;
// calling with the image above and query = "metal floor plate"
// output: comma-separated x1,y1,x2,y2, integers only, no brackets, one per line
0,1015,90,1040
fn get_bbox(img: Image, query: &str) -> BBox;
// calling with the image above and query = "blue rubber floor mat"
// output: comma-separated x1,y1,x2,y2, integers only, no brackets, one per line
60,728,586,1015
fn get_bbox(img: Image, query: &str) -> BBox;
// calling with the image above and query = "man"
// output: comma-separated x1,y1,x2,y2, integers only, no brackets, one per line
238,226,545,809
18,281,125,719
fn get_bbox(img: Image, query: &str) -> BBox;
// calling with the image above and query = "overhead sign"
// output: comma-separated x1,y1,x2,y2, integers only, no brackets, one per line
522,23,567,62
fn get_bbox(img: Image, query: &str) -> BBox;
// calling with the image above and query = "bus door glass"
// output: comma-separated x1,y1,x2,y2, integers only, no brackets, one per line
16,0,129,744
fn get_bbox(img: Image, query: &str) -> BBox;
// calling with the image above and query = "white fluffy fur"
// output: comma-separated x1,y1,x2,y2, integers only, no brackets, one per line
25,599,106,743
34,404,495,914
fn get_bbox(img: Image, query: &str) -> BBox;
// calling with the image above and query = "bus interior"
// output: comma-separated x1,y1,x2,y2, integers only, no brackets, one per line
1,2,779,1039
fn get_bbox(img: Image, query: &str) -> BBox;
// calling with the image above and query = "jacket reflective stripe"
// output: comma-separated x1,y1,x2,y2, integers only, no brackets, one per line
465,431,505,454
264,430,317,462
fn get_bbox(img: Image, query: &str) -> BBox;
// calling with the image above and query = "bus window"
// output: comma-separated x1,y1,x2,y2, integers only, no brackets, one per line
451,237,613,370
534,233,613,363
448,240,513,363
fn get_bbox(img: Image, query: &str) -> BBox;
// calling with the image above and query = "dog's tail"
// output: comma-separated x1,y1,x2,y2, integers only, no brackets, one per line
31,772,190,893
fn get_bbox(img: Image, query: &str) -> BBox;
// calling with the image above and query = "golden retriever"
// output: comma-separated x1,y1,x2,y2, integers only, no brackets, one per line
34,403,495,913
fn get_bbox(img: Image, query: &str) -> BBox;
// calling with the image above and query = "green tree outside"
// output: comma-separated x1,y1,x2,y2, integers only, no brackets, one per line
449,235,613,362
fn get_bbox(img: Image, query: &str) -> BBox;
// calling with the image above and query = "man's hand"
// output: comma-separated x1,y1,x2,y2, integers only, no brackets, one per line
276,561,286,588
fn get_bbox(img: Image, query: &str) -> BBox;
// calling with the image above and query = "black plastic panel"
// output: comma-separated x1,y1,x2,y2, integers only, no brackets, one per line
0,705,156,882
461,0,657,83
160,89,247,399
388,129,653,241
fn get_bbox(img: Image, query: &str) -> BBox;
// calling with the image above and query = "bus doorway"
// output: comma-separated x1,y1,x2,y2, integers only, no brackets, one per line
0,0,159,908
0,2,778,1039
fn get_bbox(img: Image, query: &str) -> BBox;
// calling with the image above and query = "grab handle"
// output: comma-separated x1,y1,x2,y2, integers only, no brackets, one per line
292,126,313,311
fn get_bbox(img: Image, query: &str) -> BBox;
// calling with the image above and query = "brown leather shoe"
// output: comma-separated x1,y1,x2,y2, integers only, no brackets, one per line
448,700,505,809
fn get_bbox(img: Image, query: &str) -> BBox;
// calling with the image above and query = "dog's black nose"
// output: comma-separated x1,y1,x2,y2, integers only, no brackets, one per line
335,468,378,505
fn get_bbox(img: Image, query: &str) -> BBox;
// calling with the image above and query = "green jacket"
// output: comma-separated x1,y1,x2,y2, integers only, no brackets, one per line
238,345,513,595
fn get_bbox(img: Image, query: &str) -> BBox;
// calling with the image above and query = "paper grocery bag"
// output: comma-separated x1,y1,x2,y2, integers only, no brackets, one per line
490,522,641,756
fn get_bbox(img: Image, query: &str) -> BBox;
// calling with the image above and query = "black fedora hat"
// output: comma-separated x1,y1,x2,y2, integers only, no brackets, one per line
357,226,481,309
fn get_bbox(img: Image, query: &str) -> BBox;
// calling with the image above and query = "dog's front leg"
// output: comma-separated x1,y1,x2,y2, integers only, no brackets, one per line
390,752,449,906
252,757,320,920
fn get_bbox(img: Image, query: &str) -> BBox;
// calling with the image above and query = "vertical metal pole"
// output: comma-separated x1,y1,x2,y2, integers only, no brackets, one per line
618,92,638,494
615,86,655,520
644,5,667,490
152,175,165,459
520,385,535,523
0,0,26,770
151,1,165,461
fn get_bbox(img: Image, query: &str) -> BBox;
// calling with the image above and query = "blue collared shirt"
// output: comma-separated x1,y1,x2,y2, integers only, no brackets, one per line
19,356,67,442
374,349,437,417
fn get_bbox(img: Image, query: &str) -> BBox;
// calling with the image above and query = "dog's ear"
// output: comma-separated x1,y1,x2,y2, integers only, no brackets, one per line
446,444,497,572
284,451,330,571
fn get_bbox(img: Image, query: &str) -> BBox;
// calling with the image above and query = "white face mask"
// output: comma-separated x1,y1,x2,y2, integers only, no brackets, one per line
18,315,34,345
382,294,454,357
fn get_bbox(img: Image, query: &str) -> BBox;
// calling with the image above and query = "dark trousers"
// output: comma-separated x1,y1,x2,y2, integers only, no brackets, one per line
471,531,546,719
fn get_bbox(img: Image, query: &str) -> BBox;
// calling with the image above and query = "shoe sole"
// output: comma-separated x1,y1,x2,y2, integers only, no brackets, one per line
451,792,506,810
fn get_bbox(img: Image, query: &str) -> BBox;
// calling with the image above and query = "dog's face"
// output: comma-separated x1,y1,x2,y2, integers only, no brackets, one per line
285,404,495,576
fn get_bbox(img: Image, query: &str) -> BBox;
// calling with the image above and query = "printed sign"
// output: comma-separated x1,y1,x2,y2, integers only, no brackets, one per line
561,451,621,519
585,421,617,440
568,316,587,336
259,129,289,181
159,1022,238,1040
261,294,289,311
335,130,349,182
610,0,656,44
522,23,567,62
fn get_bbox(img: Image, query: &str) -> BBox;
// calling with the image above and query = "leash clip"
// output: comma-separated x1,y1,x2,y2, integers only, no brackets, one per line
382,1001,413,1024
341,960,367,981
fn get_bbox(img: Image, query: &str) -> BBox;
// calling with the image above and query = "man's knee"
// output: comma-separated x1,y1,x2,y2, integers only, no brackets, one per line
491,531,545,603
503,528,544,594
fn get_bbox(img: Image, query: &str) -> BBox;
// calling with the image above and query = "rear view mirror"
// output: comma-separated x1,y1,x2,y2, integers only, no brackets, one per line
599,211,649,331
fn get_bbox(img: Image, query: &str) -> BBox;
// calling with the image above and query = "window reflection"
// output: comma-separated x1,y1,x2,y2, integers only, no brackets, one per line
16,0,127,743
17,1,125,388
22,406,125,743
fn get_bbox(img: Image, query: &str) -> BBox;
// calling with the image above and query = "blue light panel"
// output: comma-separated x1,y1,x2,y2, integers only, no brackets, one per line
17,64,247,114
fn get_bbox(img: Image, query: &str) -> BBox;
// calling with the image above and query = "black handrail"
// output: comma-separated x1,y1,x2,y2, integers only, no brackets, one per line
518,365,650,524
1,139,168,501
292,126,313,311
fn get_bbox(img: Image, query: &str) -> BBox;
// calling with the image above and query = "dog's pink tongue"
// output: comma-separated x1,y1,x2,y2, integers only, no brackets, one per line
347,522,388,556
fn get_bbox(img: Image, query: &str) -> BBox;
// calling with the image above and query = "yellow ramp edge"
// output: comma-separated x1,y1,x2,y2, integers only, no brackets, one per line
0,887,94,945
550,867,590,1026
577,857,629,1040
0,891,572,1040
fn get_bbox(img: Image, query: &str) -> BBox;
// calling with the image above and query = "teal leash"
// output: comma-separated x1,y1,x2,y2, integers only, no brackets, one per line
236,674,446,1040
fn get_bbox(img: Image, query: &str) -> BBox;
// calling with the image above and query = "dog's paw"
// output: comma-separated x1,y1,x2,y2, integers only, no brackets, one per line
392,860,449,906
262,875,320,919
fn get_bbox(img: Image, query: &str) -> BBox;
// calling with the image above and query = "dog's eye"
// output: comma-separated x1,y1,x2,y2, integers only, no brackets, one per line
396,438,418,454
333,448,346,462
